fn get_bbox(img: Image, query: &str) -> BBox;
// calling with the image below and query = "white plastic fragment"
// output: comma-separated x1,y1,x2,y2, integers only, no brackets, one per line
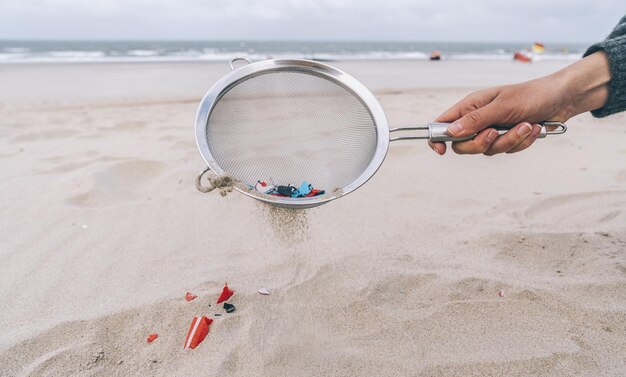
258,288,271,295
254,181,276,194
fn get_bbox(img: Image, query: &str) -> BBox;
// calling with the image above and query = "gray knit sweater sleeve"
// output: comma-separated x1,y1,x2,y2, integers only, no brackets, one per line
583,14,626,118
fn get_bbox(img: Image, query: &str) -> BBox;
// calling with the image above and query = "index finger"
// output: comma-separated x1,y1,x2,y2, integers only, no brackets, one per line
434,87,500,123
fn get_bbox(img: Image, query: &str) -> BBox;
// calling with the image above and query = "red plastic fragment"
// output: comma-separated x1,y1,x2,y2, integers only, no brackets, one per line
304,189,323,197
183,316,213,350
185,292,197,301
216,282,234,304
147,333,158,343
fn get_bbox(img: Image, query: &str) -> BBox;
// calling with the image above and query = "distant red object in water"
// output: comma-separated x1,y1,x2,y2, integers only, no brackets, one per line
430,50,442,61
513,51,532,63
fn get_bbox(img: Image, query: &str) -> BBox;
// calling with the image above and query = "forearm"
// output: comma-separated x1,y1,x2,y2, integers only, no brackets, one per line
583,15,626,117
556,51,611,118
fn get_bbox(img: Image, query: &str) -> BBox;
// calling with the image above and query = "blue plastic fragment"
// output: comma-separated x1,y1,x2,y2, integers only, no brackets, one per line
292,181,312,197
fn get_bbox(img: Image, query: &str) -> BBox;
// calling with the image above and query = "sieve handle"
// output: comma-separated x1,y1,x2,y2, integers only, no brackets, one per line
389,121,567,142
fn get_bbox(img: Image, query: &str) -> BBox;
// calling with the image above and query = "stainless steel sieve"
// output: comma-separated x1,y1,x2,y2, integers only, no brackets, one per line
195,58,567,209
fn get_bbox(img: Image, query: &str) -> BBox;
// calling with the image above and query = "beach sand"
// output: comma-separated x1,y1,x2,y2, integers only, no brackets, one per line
0,60,625,376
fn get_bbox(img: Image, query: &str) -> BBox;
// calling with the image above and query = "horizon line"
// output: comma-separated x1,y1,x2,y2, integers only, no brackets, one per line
0,38,595,45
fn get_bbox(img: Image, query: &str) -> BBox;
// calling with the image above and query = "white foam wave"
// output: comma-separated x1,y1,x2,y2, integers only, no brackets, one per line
128,49,159,56
0,50,582,64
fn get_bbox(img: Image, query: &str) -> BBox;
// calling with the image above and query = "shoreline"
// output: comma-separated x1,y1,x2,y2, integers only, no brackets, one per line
0,57,579,65
0,59,572,105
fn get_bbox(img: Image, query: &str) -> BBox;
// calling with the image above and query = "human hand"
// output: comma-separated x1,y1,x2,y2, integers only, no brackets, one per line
429,51,611,156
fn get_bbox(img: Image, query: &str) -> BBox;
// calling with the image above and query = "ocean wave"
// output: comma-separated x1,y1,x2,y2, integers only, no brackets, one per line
128,49,160,56
3,47,30,53
0,49,582,64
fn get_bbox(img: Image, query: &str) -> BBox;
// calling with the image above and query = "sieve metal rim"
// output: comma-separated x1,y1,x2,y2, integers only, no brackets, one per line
195,59,390,208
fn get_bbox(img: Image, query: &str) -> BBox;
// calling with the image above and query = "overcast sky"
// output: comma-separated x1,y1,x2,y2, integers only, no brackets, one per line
0,0,623,42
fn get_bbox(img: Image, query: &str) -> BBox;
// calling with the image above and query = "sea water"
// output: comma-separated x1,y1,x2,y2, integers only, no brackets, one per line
0,40,587,64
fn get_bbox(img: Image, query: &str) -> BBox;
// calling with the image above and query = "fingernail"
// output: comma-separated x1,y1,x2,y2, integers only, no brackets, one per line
517,123,532,136
447,122,464,136
431,146,441,155
485,129,498,143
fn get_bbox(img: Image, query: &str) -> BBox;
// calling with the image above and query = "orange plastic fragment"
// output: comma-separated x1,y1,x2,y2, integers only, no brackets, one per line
216,282,234,304
183,316,213,350
185,292,197,301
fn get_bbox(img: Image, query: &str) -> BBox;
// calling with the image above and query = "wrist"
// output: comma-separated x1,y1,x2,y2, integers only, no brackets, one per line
557,51,611,117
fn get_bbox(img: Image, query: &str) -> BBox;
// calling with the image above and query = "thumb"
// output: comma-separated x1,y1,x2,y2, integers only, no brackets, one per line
446,103,504,137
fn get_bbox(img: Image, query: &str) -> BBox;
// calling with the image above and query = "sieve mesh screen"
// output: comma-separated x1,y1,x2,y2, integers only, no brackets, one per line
205,70,378,192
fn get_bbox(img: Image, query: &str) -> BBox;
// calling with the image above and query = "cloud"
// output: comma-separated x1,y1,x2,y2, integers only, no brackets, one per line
0,0,623,42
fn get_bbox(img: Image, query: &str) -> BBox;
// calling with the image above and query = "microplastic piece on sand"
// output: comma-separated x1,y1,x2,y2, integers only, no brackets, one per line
217,283,234,303
258,288,271,295
223,303,236,313
184,316,213,350
497,289,505,298
185,292,197,301
147,333,158,343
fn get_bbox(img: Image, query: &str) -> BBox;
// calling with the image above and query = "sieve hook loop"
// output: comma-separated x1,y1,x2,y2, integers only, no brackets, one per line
195,167,214,193
541,121,567,135
229,57,251,71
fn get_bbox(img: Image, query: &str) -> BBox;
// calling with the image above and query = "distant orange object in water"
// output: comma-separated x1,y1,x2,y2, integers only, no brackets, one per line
514,51,532,63
430,50,441,61
532,42,545,53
